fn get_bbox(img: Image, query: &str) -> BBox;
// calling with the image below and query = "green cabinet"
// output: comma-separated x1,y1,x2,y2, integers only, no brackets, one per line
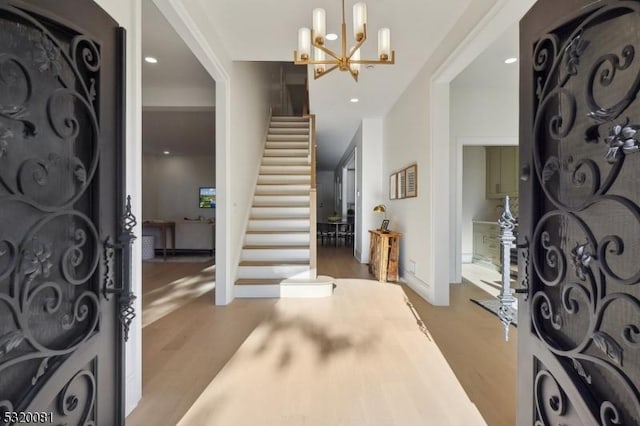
486,146,519,199
472,222,500,269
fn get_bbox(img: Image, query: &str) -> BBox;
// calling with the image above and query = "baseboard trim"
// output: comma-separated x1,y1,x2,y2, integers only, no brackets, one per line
234,285,281,298
400,272,433,304
154,248,214,256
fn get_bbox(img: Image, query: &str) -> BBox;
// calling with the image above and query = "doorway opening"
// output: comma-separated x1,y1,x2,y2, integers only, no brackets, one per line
139,0,216,327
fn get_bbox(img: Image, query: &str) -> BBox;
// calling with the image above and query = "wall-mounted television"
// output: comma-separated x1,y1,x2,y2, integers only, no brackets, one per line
199,187,216,208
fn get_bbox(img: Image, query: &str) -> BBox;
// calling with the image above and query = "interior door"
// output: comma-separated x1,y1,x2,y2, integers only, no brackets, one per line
519,0,640,424
0,1,128,424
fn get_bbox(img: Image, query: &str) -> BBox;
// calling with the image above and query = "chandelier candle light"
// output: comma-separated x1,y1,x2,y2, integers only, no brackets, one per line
294,0,395,81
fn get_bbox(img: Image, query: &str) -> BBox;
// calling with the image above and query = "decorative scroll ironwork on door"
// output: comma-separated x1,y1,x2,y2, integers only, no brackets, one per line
0,2,126,423
521,2,640,424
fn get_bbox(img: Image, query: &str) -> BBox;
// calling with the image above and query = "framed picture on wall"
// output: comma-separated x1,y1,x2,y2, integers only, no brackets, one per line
405,164,418,198
389,173,397,199
398,170,406,199
199,187,216,208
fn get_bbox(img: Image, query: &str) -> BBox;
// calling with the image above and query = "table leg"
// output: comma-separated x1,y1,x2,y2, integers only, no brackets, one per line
171,224,176,256
161,227,167,260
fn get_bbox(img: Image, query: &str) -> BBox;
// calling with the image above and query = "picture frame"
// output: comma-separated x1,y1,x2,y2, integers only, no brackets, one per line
380,219,390,231
199,187,216,208
405,164,418,198
389,173,397,200
398,170,406,199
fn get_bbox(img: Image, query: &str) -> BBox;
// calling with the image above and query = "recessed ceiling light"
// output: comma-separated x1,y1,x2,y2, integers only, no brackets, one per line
504,57,518,64
145,56,158,64
326,33,338,41
163,150,170,155
350,98,359,103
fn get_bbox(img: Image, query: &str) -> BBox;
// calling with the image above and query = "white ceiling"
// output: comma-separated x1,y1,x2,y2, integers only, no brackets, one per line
142,0,213,92
143,0,519,169
175,0,472,169
452,23,519,89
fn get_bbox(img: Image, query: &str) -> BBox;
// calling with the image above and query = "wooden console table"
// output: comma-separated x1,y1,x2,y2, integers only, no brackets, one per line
368,230,401,282
142,220,176,259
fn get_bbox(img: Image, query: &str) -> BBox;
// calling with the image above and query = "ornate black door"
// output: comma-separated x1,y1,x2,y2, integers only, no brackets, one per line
519,0,640,424
0,1,130,424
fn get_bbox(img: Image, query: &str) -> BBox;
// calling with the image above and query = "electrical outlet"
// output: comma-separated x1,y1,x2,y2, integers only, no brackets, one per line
408,260,416,274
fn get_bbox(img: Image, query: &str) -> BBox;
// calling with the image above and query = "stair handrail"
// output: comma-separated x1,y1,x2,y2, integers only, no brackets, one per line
305,113,317,279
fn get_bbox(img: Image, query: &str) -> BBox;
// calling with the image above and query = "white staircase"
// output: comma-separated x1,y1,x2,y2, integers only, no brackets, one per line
235,116,334,298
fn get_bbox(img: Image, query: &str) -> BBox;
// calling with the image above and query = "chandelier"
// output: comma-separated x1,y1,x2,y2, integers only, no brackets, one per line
294,0,395,81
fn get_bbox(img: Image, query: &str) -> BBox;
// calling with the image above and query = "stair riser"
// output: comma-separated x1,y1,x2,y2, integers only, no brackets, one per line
245,234,310,246
237,265,311,279
248,219,309,231
242,249,310,262
266,142,309,149
251,207,310,217
269,128,310,135
267,135,309,142
254,195,309,204
260,166,310,175
255,184,310,194
262,157,309,165
264,149,308,157
270,122,309,128
271,117,308,122
257,175,310,185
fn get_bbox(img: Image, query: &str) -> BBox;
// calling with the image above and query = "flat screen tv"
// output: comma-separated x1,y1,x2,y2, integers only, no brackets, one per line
199,187,216,208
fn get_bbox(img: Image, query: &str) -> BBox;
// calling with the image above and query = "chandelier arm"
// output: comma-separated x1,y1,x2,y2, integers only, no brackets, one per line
349,51,396,65
297,59,340,65
310,39,342,61
314,64,340,80
347,27,368,59
349,68,359,82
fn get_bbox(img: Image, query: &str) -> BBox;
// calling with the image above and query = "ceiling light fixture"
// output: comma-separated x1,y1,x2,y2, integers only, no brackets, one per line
504,57,518,64
145,56,158,64
294,0,395,81
163,150,170,155
326,33,338,41
350,98,359,103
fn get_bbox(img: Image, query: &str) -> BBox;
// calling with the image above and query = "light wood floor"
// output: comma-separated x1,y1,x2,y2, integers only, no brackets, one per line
141,260,215,327
127,245,516,426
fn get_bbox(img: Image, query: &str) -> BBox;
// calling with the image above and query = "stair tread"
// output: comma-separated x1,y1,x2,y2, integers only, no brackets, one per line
235,279,284,286
246,230,309,234
244,245,309,250
239,260,310,266
250,216,309,220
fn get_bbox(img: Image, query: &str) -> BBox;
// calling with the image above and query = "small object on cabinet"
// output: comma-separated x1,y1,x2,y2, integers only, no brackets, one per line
380,219,390,232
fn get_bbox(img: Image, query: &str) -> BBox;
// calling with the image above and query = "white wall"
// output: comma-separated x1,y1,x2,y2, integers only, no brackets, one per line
93,0,142,415
229,61,280,281
450,85,519,137
143,86,215,107
142,154,215,221
382,0,503,305
354,119,384,263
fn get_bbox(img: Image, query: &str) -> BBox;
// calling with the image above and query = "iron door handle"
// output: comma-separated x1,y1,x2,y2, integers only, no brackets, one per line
102,195,137,342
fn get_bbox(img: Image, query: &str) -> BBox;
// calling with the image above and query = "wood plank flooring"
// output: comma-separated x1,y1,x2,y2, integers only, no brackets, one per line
178,280,486,425
127,245,516,426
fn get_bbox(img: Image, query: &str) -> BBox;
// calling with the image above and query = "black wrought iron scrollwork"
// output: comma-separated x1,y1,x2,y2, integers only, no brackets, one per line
0,8,100,211
56,369,96,426
535,369,568,424
528,3,640,423
103,196,137,342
